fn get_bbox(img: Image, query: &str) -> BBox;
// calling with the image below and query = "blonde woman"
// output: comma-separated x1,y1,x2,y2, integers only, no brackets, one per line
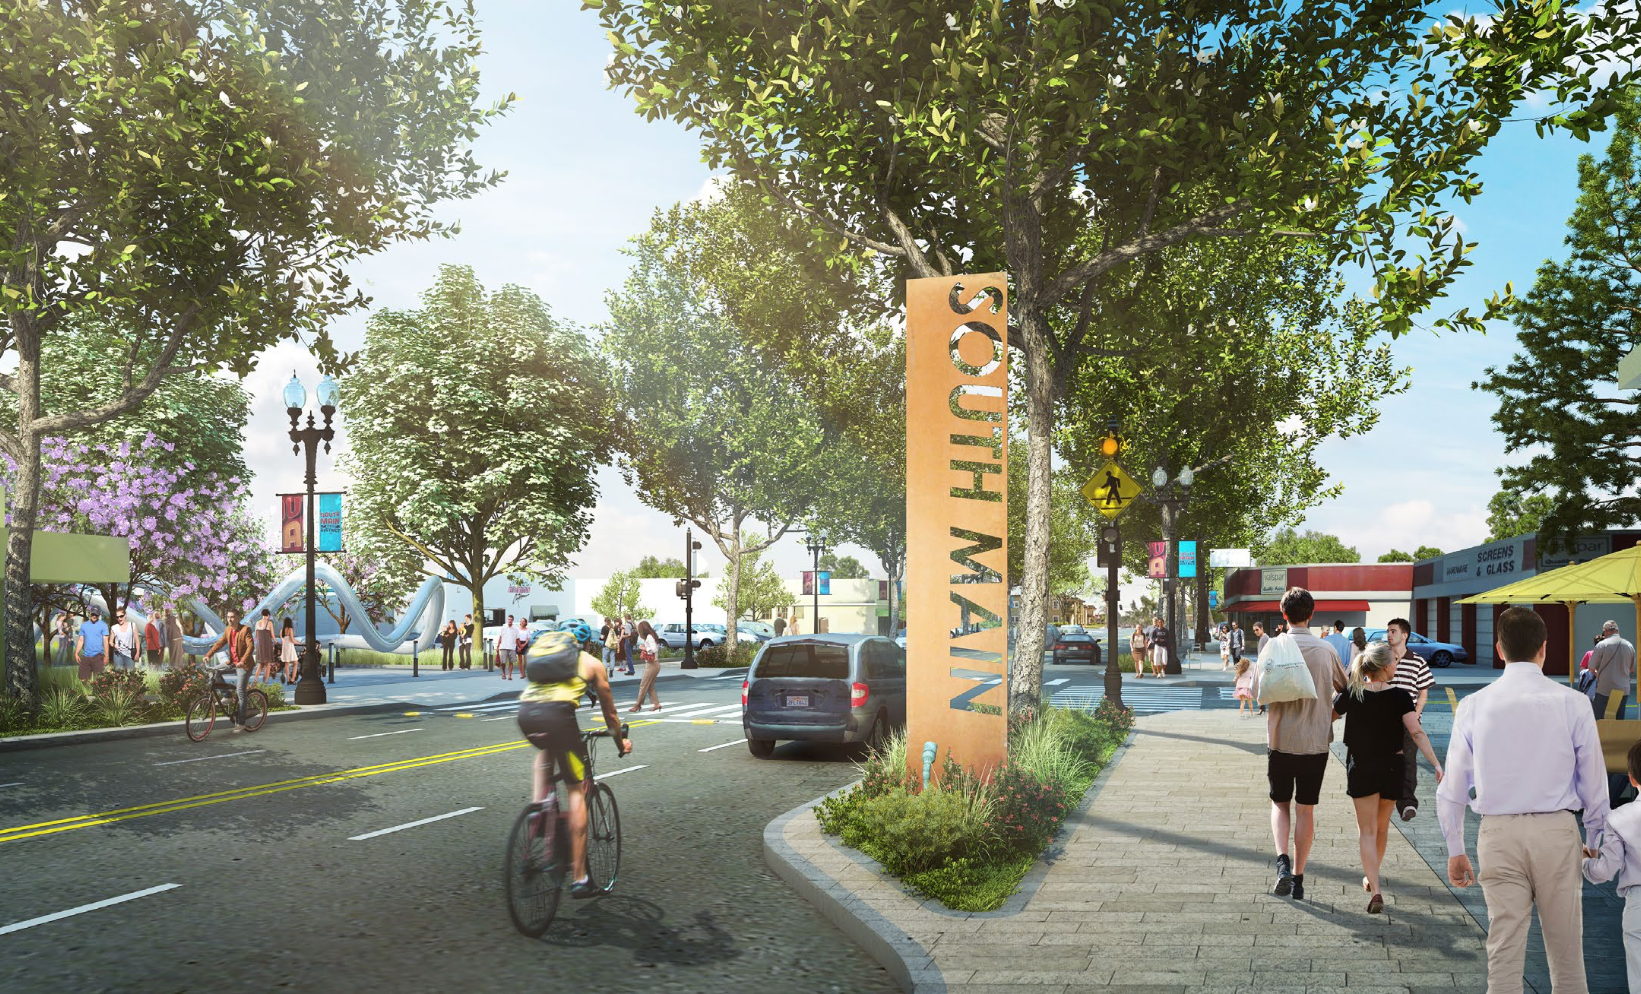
1331,641,1444,913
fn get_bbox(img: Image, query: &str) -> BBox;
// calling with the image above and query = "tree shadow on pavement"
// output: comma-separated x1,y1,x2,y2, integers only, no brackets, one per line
538,893,743,969
1130,726,1267,756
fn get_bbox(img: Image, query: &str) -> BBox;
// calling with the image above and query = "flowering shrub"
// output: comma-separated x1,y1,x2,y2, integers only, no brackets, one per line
989,760,1075,856
87,667,148,703
1093,696,1136,735
158,664,212,710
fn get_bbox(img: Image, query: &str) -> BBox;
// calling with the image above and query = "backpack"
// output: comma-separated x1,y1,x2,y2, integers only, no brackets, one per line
525,630,581,684
1576,667,1598,700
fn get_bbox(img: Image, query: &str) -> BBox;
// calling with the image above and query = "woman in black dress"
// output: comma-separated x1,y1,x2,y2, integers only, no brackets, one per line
1333,641,1444,913
439,620,458,671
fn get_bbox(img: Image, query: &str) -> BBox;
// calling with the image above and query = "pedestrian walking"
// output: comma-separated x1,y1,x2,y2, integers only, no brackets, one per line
75,607,107,680
1323,620,1353,670
1219,623,1232,670
460,614,474,670
165,607,185,668
205,612,255,731
438,621,457,671
144,611,163,668
1265,587,1349,902
1437,605,1610,994
53,612,74,667
600,618,617,673
498,614,517,680
1234,656,1256,716
1383,618,1435,822
1592,619,1636,720
1583,738,1641,994
1255,621,1269,655
621,613,637,676
1229,621,1245,665
774,615,787,636
253,608,277,682
108,607,139,671
1129,624,1147,678
1148,615,1168,677
516,616,531,670
628,620,662,712
1350,626,1367,663
280,618,300,684
1333,640,1444,913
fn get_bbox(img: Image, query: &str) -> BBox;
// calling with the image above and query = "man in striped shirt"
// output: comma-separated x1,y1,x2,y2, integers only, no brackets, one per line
1386,617,1435,821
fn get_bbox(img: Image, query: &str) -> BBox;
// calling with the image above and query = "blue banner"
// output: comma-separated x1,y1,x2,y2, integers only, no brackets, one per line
1179,541,1197,578
317,492,343,552
818,570,831,595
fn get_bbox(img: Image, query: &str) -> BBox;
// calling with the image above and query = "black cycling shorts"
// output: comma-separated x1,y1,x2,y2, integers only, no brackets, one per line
1344,750,1404,800
518,700,588,783
1267,750,1329,805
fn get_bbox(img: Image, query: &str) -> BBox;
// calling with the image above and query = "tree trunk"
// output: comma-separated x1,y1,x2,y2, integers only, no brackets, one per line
4,342,43,701
724,534,742,649
1195,531,1210,647
471,582,487,670
1161,502,1180,674
1010,309,1056,720
886,556,903,639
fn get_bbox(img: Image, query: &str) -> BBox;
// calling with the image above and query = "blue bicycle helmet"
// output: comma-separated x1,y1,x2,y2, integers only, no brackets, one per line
560,619,594,645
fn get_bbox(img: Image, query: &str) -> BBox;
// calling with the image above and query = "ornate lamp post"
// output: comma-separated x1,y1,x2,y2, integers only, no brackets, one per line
285,372,340,705
804,529,830,635
1149,463,1193,675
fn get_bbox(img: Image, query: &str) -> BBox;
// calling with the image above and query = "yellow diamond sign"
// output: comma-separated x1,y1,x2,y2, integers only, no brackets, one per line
1082,461,1139,520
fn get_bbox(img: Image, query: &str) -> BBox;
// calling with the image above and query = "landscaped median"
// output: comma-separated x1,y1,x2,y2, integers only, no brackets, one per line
814,700,1134,912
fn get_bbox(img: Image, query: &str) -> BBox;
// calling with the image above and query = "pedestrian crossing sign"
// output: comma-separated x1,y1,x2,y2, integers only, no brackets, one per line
1082,461,1139,520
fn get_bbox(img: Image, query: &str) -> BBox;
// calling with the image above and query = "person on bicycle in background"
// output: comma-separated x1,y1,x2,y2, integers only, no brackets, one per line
204,610,254,732
517,623,632,899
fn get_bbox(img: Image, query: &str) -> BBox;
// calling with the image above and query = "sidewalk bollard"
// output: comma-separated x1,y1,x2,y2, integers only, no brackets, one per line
327,644,335,684
922,742,937,790
412,639,418,678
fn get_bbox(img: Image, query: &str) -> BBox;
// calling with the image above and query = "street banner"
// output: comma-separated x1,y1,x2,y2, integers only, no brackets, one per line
279,495,304,553
802,571,814,596
1148,541,1167,579
878,580,889,601
1209,548,1253,569
818,570,831,595
317,492,343,552
1208,589,1219,609
1179,541,1197,578
905,273,1009,778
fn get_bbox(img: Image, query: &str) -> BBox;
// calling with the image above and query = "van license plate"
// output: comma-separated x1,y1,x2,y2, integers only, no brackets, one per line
786,694,809,708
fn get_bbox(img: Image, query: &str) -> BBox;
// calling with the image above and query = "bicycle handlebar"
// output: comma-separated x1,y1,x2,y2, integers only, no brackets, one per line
586,723,630,740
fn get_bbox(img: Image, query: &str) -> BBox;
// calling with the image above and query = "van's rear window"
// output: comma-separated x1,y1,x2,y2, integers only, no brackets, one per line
757,644,849,679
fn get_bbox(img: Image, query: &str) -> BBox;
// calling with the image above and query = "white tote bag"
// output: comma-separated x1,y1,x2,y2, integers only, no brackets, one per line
1256,632,1318,705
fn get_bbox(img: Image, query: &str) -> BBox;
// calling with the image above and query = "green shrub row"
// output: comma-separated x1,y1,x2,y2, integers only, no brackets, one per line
815,704,1130,912
0,663,291,736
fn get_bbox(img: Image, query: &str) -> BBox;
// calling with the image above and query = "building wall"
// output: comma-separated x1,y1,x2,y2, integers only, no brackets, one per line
438,576,574,628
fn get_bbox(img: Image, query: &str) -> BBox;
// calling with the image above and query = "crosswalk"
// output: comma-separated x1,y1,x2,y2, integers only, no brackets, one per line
426,696,745,724
1050,685,1213,715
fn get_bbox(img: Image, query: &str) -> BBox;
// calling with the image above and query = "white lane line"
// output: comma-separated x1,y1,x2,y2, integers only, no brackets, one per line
480,714,516,722
348,806,484,841
709,673,745,680
347,728,423,741
0,884,181,936
593,765,647,781
1044,678,1069,687
152,750,266,767
688,704,744,717
698,738,748,753
644,702,726,717
0,782,24,789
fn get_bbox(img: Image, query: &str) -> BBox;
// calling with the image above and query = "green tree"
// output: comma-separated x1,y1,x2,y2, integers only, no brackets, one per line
602,206,829,647
591,570,651,623
715,547,795,621
1376,545,1445,563
341,267,611,649
591,1,1632,715
1006,445,1098,596
817,552,869,580
0,0,506,700
1377,550,1414,563
1485,489,1556,542
631,555,698,579
1481,94,1641,555
1259,529,1360,566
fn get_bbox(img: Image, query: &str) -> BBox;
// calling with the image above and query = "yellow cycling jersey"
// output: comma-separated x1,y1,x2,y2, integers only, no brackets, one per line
518,651,595,704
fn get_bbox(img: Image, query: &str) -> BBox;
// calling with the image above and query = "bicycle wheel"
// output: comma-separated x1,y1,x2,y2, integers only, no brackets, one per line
586,783,621,894
184,694,216,742
241,689,269,732
505,803,563,937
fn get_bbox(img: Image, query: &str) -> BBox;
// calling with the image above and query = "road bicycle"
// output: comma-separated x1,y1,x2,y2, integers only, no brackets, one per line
184,667,269,742
505,722,626,937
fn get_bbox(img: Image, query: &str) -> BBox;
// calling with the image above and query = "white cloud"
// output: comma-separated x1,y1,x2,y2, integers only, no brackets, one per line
1326,498,1490,560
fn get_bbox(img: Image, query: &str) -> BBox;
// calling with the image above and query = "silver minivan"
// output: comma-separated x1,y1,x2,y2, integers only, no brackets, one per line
742,635,906,757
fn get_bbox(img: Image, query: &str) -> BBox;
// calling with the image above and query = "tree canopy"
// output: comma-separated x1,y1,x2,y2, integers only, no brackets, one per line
591,570,651,623
1485,488,1556,542
631,555,695,579
1259,528,1360,566
1377,546,1445,563
817,552,870,580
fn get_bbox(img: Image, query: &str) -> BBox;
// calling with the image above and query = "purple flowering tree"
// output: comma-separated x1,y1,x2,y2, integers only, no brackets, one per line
4,434,275,622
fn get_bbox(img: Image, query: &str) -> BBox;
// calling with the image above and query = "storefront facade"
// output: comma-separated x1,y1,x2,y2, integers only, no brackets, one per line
1221,563,1414,634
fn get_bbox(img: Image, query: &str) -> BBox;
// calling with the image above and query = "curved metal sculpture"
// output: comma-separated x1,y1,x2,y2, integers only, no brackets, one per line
87,566,445,658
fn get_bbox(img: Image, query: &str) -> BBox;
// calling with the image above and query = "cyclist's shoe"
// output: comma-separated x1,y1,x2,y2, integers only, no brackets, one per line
569,878,601,900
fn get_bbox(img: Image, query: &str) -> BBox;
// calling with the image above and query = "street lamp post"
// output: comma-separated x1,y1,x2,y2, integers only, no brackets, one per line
284,372,340,706
805,530,829,635
1149,463,1193,675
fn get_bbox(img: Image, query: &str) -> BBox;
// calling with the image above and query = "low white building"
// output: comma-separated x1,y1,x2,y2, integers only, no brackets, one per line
438,575,574,628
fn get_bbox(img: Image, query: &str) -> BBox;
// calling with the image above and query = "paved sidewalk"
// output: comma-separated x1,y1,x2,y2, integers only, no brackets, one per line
773,709,1491,993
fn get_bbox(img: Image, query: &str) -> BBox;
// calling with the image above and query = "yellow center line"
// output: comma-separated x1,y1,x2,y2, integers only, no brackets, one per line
1445,687,1459,710
0,740,529,845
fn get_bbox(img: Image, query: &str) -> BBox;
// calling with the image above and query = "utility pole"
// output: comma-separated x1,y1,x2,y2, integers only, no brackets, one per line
1098,523,1123,708
679,528,702,669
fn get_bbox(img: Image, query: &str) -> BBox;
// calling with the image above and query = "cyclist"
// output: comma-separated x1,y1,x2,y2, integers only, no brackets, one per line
203,611,254,732
517,622,632,899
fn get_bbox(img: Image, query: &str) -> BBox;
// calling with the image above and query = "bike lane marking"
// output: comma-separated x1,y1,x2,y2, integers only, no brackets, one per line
0,741,528,845
349,806,484,841
348,728,424,740
152,750,266,766
698,739,747,753
0,883,180,936
592,765,647,781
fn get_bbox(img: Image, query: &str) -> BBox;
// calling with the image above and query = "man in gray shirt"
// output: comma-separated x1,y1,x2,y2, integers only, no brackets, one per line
1591,619,1636,720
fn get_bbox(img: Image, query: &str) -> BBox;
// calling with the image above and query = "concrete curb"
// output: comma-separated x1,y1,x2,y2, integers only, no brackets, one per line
761,727,1138,992
0,700,412,753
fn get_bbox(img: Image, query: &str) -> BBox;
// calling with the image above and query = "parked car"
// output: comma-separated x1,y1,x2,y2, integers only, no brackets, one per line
656,622,714,650
740,621,777,640
1051,625,1102,666
742,635,907,757
696,622,762,645
1362,628,1469,668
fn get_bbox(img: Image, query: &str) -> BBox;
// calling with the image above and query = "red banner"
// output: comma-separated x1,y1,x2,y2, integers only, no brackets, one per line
281,495,304,553
1148,541,1168,579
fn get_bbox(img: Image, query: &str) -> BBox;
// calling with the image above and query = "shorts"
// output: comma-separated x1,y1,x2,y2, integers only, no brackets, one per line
517,700,588,783
1151,646,1168,666
1344,750,1403,799
1267,750,1329,805
498,648,516,663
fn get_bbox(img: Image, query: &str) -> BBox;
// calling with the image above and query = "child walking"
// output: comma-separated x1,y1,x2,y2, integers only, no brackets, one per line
1233,656,1256,716
1583,738,1641,993
1331,641,1443,913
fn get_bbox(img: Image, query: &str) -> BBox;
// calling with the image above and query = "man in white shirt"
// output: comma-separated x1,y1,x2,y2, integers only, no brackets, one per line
1437,606,1610,994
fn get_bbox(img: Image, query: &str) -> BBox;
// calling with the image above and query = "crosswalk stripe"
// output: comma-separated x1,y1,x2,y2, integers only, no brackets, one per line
1044,678,1069,687
687,704,743,717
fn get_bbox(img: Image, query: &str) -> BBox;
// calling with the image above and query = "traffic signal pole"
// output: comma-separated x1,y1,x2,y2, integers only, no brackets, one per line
1099,524,1123,709
681,527,701,669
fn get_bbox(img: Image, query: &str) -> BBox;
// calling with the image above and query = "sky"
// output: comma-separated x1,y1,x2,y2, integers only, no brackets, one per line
236,1,1612,589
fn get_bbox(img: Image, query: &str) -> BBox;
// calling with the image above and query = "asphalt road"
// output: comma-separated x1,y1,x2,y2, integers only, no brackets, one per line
0,676,897,994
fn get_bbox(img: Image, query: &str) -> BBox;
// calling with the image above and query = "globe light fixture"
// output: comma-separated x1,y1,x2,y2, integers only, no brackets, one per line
283,372,340,705
283,373,307,415
316,373,340,412
1151,466,1168,488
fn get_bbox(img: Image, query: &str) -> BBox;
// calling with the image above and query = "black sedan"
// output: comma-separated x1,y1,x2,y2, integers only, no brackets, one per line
1051,627,1101,666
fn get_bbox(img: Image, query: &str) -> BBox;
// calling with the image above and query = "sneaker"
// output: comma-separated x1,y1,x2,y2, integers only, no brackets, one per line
1399,804,1417,822
1291,874,1305,901
1273,854,1293,896
569,878,601,900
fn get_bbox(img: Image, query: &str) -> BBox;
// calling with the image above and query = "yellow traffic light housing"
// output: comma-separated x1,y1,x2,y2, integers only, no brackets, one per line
1098,432,1121,458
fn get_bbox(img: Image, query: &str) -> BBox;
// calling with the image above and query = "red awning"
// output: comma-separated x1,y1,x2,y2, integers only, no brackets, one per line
1227,599,1371,614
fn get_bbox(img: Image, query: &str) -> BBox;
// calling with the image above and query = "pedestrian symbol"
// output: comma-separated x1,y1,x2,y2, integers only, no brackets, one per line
1081,461,1139,520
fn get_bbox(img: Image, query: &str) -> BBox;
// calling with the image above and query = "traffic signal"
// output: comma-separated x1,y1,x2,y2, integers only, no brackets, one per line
1096,525,1122,568
675,578,701,600
1098,433,1121,459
